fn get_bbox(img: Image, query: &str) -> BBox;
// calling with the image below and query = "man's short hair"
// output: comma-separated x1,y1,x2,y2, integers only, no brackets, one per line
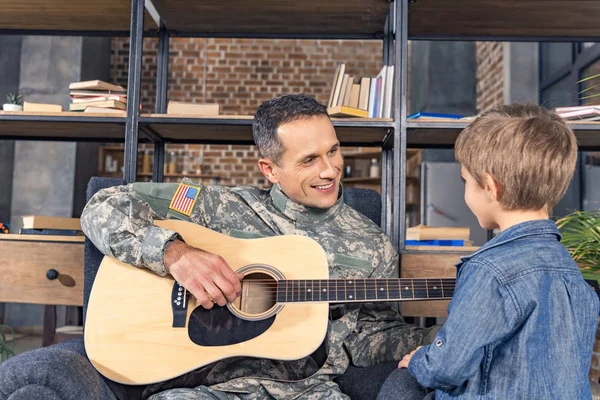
253,94,329,164
455,103,578,211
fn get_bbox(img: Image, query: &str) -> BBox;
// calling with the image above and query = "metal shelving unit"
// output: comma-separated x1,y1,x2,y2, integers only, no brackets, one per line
5,0,600,253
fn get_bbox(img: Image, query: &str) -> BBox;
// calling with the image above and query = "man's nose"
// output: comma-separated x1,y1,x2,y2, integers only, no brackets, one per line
320,158,338,179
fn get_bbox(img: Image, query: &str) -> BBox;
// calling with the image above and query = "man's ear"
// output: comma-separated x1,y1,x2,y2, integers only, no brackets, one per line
483,172,502,202
258,158,279,184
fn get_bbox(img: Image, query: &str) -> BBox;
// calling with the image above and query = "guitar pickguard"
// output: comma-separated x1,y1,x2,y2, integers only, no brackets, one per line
188,306,275,346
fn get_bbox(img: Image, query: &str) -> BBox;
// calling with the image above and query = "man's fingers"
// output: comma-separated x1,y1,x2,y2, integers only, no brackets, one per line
202,281,227,307
212,273,238,303
190,285,214,309
236,272,245,285
218,263,243,295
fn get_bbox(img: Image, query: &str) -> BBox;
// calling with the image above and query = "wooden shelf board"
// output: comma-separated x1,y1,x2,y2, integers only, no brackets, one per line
0,234,84,243
0,111,125,118
408,0,600,40
407,120,600,150
0,111,130,142
151,0,389,36
141,115,391,146
343,149,421,159
403,245,480,253
0,112,128,141
343,177,380,183
0,0,157,32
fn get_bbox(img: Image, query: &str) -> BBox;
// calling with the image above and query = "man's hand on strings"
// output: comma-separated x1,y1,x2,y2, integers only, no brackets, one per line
164,239,244,309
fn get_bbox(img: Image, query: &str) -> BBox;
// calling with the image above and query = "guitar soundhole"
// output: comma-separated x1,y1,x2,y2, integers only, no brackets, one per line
234,272,277,316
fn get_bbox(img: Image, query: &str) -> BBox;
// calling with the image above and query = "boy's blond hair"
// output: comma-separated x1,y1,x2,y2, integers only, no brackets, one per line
455,104,577,211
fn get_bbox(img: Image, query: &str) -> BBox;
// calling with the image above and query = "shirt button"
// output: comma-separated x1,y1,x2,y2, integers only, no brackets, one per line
435,339,444,347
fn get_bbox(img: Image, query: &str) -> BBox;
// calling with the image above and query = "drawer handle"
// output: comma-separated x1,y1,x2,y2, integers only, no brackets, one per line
46,269,76,287
46,269,59,280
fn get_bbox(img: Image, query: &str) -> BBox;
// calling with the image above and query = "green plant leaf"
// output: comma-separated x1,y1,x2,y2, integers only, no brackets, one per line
577,74,600,83
556,210,600,272
579,93,600,101
579,83,600,95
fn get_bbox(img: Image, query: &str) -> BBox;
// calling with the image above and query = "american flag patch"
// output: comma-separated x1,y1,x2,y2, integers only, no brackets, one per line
168,183,200,216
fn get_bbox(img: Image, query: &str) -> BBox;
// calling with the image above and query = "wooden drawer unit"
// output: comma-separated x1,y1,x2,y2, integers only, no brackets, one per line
0,235,84,306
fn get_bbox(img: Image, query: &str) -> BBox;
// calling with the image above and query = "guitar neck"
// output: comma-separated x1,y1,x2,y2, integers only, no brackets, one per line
276,278,455,304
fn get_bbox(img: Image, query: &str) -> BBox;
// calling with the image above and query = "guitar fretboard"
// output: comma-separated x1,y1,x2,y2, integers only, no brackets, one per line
276,278,455,303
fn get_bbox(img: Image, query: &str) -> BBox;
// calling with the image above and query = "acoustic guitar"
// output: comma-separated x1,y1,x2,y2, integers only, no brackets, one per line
85,220,455,385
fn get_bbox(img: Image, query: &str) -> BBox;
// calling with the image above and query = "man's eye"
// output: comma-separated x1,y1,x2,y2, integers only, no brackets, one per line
328,148,338,156
304,158,315,164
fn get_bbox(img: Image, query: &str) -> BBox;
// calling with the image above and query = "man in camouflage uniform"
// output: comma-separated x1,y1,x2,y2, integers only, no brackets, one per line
0,94,436,400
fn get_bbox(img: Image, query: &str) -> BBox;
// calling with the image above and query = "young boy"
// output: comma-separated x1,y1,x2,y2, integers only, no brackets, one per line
379,104,600,399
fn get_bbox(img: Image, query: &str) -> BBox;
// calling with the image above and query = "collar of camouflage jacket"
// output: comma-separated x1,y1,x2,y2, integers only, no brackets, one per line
269,184,344,223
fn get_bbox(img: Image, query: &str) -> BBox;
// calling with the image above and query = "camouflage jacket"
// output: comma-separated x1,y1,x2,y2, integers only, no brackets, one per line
81,179,438,399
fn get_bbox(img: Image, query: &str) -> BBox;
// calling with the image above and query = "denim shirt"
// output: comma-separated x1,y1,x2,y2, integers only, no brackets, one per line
408,220,599,399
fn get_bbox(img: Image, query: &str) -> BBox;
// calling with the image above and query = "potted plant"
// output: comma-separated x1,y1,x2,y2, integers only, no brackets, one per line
0,324,15,362
3,93,23,111
556,210,600,282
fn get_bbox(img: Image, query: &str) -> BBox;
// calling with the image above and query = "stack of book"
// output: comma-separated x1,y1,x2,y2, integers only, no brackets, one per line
20,215,82,236
555,106,600,121
405,224,471,247
68,80,127,114
326,63,394,118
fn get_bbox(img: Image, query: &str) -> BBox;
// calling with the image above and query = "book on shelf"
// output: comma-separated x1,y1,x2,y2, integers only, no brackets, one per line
69,80,128,113
166,101,220,116
69,100,126,112
327,105,368,118
21,215,81,231
68,80,125,92
358,77,370,110
406,224,470,241
555,106,600,121
84,107,126,115
70,89,127,97
329,63,346,109
326,63,394,118
71,95,128,103
22,102,63,113
408,112,464,120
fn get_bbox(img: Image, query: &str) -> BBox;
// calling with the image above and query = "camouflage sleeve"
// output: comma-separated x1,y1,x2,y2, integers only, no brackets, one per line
80,183,183,276
344,234,440,367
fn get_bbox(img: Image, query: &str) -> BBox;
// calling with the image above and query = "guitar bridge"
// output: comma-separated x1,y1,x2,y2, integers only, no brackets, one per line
171,281,190,327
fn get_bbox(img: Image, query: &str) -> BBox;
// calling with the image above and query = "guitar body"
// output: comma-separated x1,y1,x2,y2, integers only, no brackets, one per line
85,220,330,385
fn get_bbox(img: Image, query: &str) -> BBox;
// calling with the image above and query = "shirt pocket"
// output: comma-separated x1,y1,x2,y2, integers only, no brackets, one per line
132,182,181,219
332,253,373,278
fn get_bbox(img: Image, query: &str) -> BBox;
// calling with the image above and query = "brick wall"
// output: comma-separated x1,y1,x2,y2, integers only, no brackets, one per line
475,42,504,113
110,38,383,187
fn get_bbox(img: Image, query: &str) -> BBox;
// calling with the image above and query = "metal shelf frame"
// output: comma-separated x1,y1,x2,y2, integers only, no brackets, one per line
4,0,600,252
110,0,600,252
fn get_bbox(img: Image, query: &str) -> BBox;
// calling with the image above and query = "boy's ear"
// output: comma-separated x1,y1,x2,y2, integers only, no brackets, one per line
483,173,502,202
258,158,279,185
